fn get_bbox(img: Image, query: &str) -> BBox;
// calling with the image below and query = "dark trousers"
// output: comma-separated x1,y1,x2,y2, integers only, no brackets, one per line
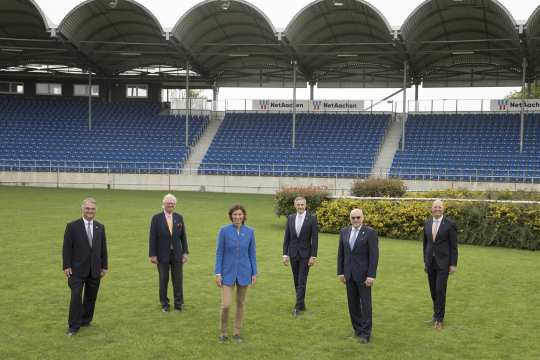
346,278,372,338
68,275,101,330
427,257,449,321
290,256,310,309
157,251,183,307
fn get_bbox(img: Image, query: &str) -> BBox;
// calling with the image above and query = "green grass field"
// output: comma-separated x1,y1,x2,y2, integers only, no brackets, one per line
0,186,538,360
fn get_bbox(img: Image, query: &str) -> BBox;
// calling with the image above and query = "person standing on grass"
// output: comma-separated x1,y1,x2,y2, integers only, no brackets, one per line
62,197,108,336
149,193,189,312
282,196,318,316
214,204,257,343
337,208,379,344
423,199,458,330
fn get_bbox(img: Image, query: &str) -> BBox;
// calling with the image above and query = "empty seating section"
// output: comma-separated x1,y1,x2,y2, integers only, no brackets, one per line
390,114,540,183
199,113,389,177
0,97,208,173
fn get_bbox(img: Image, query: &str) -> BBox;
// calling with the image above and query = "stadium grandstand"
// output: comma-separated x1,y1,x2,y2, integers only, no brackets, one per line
1,0,540,193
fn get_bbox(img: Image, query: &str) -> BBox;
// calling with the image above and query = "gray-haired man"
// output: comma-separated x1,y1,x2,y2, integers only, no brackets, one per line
62,197,108,336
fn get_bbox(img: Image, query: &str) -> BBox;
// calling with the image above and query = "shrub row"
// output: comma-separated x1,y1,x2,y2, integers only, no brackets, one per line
315,198,540,250
409,188,540,201
274,186,331,217
351,178,407,197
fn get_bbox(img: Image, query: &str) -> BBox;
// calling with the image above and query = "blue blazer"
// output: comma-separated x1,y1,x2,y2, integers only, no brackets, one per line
214,224,257,286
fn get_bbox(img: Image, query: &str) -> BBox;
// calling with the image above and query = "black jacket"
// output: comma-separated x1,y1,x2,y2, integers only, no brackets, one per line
337,225,379,282
283,212,318,258
63,218,108,279
423,216,458,270
149,212,188,263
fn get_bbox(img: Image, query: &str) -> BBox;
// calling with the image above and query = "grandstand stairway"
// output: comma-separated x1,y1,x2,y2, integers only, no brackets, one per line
371,114,403,178
181,115,224,174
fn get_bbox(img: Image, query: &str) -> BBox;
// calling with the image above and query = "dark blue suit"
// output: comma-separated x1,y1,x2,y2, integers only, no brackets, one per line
283,212,318,310
423,216,458,321
63,218,108,330
337,225,379,339
149,211,188,307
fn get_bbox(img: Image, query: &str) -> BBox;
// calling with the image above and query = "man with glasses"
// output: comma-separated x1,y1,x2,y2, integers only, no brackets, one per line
62,197,108,336
149,193,189,312
337,208,379,344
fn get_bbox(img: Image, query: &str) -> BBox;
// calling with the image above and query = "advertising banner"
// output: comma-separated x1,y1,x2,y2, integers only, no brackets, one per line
490,99,540,112
252,100,365,112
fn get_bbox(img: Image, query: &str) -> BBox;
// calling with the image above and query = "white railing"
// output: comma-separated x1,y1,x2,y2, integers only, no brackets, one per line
1,159,538,183
0,159,181,174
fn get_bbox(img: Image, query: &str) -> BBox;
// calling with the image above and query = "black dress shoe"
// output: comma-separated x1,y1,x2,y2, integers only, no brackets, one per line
358,336,370,344
218,335,228,343
174,305,183,311
232,334,242,343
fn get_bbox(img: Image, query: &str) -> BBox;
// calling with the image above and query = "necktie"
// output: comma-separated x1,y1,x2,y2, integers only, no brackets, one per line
432,220,440,241
295,215,302,237
86,222,93,248
166,215,173,235
349,229,358,250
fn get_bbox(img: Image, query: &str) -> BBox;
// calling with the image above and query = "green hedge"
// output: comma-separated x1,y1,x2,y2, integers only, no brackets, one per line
350,178,406,197
274,186,331,217
316,198,540,250
408,188,540,201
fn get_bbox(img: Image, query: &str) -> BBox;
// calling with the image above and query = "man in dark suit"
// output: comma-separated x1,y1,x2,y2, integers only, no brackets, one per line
423,199,458,330
149,193,189,312
282,196,318,316
62,197,108,336
337,208,378,344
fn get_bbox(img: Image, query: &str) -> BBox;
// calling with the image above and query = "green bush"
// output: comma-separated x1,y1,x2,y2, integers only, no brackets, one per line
274,186,331,217
316,198,540,250
350,178,407,197
409,188,540,201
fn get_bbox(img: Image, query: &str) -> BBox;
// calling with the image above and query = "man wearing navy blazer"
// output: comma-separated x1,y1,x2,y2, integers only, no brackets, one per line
282,196,318,316
423,199,458,330
62,197,108,336
337,208,378,344
149,193,189,312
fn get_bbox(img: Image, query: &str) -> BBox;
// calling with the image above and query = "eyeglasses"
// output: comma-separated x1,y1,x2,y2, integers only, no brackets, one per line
350,216,362,220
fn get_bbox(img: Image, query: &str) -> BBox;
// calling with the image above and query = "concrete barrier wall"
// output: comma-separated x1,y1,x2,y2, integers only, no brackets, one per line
1,171,539,194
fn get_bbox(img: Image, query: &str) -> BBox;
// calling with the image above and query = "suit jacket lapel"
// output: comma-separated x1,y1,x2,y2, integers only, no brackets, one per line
298,213,309,238
79,219,93,250
161,212,172,238
352,227,365,252
435,218,446,242
427,219,434,242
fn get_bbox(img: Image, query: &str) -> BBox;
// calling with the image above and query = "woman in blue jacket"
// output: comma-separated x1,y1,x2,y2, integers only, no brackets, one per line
214,204,257,343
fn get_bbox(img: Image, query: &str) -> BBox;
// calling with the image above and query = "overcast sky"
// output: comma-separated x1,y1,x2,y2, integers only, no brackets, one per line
31,0,540,103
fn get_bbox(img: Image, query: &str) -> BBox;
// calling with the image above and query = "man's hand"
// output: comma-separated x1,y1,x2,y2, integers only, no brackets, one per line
364,277,375,287
64,268,72,278
449,266,457,274
100,269,108,278
149,256,158,264
308,256,316,267
215,275,222,288
251,275,257,286
282,255,289,266
182,254,188,264
338,275,346,284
